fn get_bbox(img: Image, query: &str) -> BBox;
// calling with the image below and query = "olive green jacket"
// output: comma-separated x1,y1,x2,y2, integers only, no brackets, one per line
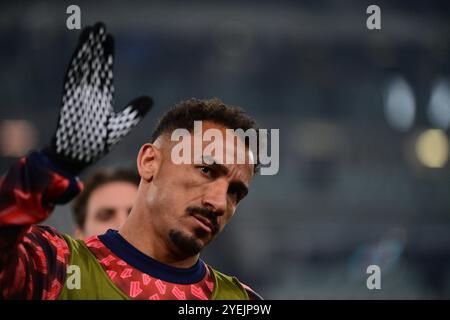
58,235,249,300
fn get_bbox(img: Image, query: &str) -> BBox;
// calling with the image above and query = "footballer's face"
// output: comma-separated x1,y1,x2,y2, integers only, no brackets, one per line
142,121,254,258
78,181,137,239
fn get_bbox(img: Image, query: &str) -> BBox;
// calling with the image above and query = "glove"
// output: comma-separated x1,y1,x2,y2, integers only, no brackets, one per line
44,22,153,175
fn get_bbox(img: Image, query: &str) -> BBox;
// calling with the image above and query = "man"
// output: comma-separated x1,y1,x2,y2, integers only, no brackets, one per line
0,23,262,299
72,167,139,239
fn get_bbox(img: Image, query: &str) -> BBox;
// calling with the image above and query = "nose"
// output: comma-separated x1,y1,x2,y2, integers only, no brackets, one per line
201,179,228,216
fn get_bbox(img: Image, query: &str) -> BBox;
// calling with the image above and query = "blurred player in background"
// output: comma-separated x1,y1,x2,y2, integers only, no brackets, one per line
0,22,262,300
72,167,139,239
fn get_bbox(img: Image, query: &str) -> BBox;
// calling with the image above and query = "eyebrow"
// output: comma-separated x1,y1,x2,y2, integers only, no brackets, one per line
202,156,249,197
202,155,229,174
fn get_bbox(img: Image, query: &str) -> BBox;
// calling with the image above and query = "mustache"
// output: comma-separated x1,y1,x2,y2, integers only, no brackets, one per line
186,206,220,234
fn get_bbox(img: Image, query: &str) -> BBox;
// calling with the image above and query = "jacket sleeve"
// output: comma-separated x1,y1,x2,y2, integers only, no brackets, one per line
0,151,83,299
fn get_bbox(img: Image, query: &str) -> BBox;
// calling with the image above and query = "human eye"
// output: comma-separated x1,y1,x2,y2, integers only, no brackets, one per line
95,209,115,222
197,165,213,177
228,183,248,204
229,189,242,204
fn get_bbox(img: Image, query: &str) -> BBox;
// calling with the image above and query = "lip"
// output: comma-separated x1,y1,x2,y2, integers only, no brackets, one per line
192,214,213,234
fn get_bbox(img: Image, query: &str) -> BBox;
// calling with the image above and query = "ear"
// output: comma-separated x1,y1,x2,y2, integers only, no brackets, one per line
137,143,160,182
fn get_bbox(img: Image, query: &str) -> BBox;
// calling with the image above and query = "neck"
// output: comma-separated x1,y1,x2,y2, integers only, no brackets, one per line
119,207,199,269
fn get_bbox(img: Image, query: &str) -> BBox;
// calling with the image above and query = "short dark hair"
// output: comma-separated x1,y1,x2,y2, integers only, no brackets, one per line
72,167,140,229
151,98,260,173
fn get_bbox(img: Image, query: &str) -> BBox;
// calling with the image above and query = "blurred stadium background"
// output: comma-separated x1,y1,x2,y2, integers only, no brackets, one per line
1,0,450,299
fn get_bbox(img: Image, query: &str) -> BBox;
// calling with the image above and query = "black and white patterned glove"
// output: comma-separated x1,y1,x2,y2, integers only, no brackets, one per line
44,22,153,175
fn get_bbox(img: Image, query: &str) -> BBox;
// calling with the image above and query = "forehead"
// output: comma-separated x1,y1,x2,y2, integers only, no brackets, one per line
201,121,251,152
203,121,254,170
87,182,138,209
164,121,255,182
